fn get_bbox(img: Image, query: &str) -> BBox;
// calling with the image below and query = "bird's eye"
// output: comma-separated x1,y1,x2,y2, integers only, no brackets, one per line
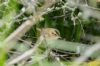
51,32,57,36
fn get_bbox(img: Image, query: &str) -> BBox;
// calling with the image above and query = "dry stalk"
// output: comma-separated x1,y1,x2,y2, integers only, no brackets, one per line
71,43,100,66
5,0,57,65
4,0,56,51
6,36,44,66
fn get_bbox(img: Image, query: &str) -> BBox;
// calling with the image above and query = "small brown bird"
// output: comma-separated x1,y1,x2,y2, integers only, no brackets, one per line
39,28,61,40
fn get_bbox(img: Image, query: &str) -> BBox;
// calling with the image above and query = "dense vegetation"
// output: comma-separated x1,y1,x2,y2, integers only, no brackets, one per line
0,0,100,66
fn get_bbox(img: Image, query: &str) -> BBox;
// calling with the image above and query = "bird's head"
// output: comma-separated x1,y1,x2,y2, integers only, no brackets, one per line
38,28,61,40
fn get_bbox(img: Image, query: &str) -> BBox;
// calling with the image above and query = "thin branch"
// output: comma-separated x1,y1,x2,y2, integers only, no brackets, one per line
4,0,56,51
71,43,100,66
6,36,44,66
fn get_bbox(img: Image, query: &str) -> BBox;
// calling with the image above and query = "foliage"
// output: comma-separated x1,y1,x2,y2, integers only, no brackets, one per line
0,0,100,66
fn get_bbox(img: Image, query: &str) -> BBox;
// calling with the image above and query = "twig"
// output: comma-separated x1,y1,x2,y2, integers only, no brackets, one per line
4,0,56,51
24,49,51,66
6,36,44,66
50,51,66,66
5,0,57,65
71,43,100,66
